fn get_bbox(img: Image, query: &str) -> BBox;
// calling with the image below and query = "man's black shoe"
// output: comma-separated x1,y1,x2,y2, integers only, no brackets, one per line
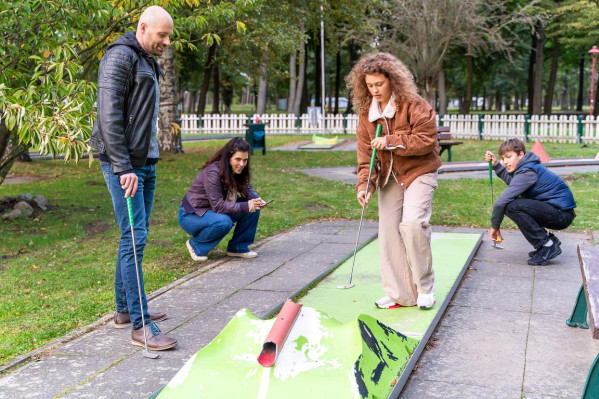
528,233,561,258
527,239,562,266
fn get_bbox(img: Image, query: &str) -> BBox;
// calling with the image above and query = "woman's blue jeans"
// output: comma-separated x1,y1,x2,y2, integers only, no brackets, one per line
101,162,154,330
178,205,260,256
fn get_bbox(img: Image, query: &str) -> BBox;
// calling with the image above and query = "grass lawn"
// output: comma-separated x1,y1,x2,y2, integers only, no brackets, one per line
0,136,597,366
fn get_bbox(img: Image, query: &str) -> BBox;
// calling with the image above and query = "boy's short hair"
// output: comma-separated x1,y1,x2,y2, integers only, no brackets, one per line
498,138,526,157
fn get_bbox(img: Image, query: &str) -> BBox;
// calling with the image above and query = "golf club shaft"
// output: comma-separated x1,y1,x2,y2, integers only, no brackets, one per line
127,196,150,352
345,124,382,285
488,160,494,206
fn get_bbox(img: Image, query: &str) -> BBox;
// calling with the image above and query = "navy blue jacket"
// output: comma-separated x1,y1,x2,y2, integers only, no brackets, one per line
491,152,576,229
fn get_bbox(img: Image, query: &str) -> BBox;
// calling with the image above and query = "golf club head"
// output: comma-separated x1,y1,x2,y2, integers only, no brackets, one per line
337,283,355,289
143,351,160,359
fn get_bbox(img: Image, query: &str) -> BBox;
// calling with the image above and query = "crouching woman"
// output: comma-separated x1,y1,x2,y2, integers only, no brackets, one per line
178,137,266,261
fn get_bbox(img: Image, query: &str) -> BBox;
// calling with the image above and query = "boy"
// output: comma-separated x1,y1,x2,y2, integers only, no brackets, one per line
485,138,576,266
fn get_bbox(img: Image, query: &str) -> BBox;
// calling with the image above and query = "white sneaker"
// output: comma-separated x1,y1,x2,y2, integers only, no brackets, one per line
375,295,403,309
227,251,258,258
417,292,436,309
186,240,208,262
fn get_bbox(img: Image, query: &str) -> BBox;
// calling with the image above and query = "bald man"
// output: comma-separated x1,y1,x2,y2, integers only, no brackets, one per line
90,6,177,350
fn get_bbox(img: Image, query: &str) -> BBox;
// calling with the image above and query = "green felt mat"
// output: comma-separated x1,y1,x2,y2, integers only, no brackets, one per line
153,232,481,399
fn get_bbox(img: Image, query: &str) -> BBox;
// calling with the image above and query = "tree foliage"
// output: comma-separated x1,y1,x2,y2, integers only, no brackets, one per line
0,0,253,185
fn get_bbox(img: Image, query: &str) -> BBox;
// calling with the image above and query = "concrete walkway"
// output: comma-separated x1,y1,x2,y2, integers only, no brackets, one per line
1,222,597,398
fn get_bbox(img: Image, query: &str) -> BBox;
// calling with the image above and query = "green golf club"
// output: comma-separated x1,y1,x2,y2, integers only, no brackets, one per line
338,124,382,289
488,160,503,249
127,196,160,359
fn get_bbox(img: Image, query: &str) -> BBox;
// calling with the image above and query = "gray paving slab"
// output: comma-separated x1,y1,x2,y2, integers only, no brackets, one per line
401,378,523,399
406,324,528,393
523,313,599,398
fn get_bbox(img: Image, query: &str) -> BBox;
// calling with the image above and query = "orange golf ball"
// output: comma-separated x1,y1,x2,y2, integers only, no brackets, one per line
497,237,503,243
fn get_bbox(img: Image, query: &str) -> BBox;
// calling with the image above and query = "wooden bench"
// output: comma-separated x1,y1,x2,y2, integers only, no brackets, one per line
566,244,599,398
437,126,463,162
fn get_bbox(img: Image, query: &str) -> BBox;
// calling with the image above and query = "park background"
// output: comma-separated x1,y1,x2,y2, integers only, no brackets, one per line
2,0,599,370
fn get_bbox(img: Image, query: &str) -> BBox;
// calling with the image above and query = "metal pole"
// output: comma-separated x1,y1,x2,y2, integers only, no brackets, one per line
591,56,596,116
320,3,326,124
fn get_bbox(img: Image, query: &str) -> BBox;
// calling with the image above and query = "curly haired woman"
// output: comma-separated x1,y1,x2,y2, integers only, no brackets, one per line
346,52,441,310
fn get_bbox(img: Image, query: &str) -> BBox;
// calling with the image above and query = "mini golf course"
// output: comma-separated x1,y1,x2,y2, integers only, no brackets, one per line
152,232,482,399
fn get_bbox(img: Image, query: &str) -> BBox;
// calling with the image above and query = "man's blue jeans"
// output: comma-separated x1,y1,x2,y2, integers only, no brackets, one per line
101,162,154,330
178,205,260,256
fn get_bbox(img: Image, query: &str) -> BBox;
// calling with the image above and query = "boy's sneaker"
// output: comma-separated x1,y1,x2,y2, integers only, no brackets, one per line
528,233,561,258
186,240,208,262
227,251,258,258
527,239,562,266
417,292,436,310
375,295,404,309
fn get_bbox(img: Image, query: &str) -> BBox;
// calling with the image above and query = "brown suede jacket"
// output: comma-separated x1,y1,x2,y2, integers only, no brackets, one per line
356,95,441,193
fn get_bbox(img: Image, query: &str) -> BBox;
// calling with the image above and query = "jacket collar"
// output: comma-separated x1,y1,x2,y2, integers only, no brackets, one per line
368,95,396,122
108,32,164,78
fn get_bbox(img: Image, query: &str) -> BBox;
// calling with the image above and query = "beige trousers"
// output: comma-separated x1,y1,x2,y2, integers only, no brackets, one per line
377,172,437,305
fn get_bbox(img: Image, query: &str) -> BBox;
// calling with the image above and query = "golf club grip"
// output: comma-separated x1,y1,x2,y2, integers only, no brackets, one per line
126,196,134,227
488,160,493,184
369,125,383,170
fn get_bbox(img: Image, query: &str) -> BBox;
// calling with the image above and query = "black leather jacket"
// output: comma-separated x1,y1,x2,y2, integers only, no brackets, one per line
90,32,162,174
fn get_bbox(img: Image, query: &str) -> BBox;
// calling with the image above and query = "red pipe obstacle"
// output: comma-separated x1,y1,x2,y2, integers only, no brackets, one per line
257,299,302,367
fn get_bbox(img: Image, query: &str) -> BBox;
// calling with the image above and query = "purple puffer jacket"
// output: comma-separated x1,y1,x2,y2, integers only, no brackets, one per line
181,162,258,216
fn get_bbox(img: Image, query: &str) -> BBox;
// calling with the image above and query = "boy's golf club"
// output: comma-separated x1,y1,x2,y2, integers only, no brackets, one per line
338,124,382,289
488,160,504,249
126,196,160,359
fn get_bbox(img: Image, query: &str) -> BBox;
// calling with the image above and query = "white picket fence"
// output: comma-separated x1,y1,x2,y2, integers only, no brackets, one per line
180,113,359,136
180,113,599,143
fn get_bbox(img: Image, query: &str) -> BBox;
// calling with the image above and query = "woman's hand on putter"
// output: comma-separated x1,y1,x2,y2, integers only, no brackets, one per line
485,151,498,166
371,137,387,151
357,190,372,207
490,228,502,243
120,173,138,198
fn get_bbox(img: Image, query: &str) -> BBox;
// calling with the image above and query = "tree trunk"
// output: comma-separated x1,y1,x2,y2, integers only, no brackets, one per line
196,43,217,115
222,75,233,114
0,117,29,186
287,53,297,113
463,55,473,114
345,40,360,115
157,46,182,154
256,52,268,114
482,86,487,111
313,36,321,107
437,68,447,115
300,58,309,114
527,26,538,115
544,37,560,115
212,62,220,114
495,91,502,111
334,48,341,114
577,56,585,112
293,36,307,114
532,23,545,115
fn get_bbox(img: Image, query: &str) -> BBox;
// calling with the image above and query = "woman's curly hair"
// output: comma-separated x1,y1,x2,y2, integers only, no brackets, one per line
345,52,418,114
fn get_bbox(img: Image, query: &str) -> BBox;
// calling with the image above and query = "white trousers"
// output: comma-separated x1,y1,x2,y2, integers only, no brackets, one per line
377,172,437,305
